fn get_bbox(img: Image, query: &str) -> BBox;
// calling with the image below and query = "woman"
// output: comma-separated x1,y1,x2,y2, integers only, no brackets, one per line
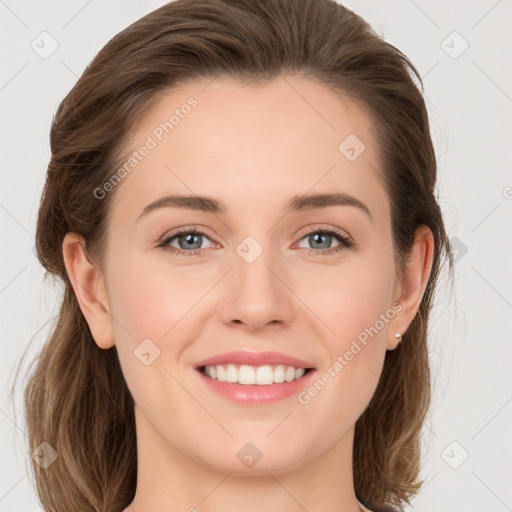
19,0,454,511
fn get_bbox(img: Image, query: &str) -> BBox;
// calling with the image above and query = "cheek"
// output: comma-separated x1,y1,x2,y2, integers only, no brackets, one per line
317,258,395,337
107,254,198,331
312,253,395,397
303,263,393,422
105,253,219,370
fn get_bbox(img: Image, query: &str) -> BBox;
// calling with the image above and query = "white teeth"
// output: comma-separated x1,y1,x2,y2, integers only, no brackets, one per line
273,365,285,383
216,365,226,382
239,365,256,384
203,364,308,385
226,364,238,383
255,365,273,385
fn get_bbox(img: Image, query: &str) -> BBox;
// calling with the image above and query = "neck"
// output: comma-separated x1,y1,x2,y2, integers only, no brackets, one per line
123,405,365,512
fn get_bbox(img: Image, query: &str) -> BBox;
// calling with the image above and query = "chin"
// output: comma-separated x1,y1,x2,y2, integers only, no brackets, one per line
197,446,309,477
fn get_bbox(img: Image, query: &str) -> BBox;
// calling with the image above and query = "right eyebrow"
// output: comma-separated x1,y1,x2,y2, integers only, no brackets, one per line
137,195,225,221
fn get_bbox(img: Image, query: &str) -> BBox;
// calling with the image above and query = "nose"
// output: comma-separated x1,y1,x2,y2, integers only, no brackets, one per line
217,244,295,332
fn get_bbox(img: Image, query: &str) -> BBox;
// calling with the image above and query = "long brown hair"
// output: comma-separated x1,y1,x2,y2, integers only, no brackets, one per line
12,0,454,510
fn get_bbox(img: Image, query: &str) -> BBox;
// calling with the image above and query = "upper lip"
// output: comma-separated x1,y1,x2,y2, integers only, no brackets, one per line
195,350,316,369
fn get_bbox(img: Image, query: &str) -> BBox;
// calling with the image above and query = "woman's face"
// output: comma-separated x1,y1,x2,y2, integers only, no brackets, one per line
90,76,409,474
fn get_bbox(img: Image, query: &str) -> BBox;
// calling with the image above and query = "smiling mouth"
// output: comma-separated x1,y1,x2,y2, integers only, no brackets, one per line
197,364,314,386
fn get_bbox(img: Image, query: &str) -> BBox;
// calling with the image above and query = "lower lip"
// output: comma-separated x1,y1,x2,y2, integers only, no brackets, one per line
196,368,316,405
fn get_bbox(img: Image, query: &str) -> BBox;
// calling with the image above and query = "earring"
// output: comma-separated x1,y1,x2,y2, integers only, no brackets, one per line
394,333,402,345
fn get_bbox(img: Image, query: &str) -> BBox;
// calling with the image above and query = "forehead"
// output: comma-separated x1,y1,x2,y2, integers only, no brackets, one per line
110,75,388,223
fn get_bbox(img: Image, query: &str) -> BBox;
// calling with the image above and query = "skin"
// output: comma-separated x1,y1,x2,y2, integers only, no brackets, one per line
63,75,434,512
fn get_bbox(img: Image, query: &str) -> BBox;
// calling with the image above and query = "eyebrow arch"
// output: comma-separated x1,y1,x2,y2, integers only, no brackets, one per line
137,192,373,223
286,193,373,223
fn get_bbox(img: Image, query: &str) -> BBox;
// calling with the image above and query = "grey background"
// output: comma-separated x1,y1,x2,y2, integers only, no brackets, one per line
1,1,511,511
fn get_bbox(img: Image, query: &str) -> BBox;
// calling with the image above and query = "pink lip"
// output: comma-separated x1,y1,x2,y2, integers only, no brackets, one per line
196,367,317,405
194,350,315,369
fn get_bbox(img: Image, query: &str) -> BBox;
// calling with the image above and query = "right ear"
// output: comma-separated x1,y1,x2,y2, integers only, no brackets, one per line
62,232,115,349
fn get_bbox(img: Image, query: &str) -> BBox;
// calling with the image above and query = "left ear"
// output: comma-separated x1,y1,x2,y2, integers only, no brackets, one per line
387,225,435,350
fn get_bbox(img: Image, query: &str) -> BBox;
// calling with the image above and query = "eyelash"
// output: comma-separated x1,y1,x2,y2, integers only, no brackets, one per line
157,225,354,257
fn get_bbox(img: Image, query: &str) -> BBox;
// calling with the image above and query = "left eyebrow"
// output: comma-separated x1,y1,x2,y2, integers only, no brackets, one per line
136,192,373,224
285,192,373,223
